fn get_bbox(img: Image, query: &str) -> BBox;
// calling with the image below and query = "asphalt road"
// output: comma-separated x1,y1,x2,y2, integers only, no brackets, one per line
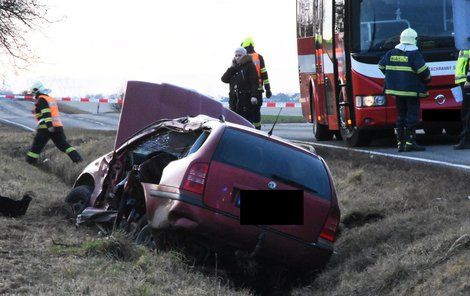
1,98,469,168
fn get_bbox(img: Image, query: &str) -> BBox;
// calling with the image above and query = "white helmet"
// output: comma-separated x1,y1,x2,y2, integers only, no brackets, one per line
400,28,418,45
31,81,46,94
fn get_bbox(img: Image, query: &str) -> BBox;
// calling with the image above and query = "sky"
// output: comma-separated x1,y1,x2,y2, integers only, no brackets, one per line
2,0,299,98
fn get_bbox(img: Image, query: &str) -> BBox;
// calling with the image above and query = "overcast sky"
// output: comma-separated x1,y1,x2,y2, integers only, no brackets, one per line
3,0,298,98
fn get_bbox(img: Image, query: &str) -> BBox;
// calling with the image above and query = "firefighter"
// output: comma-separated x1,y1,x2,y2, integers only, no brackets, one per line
26,81,83,164
453,49,470,149
241,37,272,130
378,28,431,152
221,47,259,123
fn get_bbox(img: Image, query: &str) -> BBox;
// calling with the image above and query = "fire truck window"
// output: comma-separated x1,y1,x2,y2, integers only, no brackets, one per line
352,0,454,53
297,0,315,38
323,0,334,59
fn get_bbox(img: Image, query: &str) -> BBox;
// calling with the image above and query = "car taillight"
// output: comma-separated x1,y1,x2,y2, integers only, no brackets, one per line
183,162,209,195
319,208,339,242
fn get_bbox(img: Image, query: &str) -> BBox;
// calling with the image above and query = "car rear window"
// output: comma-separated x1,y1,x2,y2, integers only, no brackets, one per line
212,128,332,200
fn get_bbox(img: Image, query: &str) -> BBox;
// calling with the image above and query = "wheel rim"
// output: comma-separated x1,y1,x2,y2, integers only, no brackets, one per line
339,106,355,139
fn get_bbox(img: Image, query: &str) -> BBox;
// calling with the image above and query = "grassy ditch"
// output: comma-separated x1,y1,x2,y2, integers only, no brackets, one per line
0,125,468,295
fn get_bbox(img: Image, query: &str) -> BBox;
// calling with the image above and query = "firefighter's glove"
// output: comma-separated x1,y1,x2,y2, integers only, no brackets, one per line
47,127,55,133
250,97,258,105
266,89,272,98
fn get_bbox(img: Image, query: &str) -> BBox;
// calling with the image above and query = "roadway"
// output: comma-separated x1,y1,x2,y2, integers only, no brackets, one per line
1,97,469,168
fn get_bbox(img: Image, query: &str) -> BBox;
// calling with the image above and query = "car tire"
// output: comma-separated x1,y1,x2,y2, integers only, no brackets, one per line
64,185,92,218
135,224,157,249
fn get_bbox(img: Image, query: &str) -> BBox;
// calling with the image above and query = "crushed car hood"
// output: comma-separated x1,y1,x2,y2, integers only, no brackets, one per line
115,81,254,149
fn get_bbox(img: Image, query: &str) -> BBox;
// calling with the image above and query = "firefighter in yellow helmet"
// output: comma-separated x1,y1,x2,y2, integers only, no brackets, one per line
25,81,83,164
241,37,272,130
454,49,470,149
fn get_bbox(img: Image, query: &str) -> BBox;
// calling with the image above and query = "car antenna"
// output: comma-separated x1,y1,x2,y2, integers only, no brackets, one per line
268,107,283,136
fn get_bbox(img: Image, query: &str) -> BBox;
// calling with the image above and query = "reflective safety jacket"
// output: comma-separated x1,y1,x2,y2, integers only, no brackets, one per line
455,50,470,84
34,94,63,128
250,52,270,93
378,46,431,98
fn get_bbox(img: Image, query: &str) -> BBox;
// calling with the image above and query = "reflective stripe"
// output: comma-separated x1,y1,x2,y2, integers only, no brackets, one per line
385,89,429,97
263,79,270,84
385,89,417,96
385,65,414,72
253,122,261,128
44,118,53,123
378,65,385,69
41,108,51,113
65,147,76,154
417,65,428,74
38,124,47,128
27,151,39,159
260,68,267,73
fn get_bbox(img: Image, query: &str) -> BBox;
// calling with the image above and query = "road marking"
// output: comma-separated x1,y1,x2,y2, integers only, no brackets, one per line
0,118,35,132
291,140,470,171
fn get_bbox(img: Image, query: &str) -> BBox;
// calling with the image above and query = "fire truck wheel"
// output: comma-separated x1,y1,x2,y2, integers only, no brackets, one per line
444,127,461,136
340,127,372,147
313,118,333,141
423,127,443,136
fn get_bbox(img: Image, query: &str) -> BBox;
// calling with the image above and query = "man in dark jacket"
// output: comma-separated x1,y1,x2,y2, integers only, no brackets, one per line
221,47,260,124
26,81,83,164
242,37,272,129
379,28,431,152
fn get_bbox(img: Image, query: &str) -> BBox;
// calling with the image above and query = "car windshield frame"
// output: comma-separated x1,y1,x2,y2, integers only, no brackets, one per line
351,0,455,53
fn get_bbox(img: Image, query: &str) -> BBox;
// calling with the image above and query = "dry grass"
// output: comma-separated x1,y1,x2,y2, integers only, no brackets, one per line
0,125,469,295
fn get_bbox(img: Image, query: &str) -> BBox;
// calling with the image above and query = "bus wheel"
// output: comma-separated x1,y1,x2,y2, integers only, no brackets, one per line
313,117,333,141
423,127,443,136
340,126,372,147
445,127,461,136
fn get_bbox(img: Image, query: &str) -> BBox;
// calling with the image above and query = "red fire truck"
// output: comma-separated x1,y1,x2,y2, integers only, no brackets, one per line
297,0,460,146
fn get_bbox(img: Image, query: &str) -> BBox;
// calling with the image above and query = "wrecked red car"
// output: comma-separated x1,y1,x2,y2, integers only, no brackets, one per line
65,81,340,269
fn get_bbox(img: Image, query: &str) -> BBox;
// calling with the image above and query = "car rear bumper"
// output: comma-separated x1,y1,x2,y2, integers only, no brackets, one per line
148,188,333,268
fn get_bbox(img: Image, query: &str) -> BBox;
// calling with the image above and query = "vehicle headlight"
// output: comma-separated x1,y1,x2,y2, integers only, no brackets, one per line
355,95,386,107
374,95,386,106
363,96,375,107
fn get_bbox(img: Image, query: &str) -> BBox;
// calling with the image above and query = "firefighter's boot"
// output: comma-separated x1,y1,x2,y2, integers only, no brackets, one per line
68,149,83,163
404,128,426,152
396,127,405,152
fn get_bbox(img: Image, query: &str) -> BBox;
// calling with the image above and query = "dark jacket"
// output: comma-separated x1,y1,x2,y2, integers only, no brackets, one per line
378,45,431,98
221,55,259,110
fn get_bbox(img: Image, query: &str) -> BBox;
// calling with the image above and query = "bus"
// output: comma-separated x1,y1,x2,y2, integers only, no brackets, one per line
296,0,459,146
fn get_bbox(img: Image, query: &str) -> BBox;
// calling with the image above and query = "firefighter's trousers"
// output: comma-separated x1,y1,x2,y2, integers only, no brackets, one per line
26,127,82,163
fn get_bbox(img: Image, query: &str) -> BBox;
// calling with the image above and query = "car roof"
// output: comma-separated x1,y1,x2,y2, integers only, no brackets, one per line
115,81,254,149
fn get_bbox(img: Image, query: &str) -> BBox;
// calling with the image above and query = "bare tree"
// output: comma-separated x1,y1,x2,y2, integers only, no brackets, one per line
0,0,49,66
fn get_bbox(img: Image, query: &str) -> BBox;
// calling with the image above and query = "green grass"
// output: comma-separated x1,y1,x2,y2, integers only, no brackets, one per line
261,115,306,124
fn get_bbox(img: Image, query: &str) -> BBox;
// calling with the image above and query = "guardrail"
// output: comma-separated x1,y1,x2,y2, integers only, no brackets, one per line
0,94,301,108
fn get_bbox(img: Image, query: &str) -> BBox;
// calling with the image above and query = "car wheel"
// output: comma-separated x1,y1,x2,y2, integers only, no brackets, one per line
64,185,92,218
424,127,443,136
135,224,157,249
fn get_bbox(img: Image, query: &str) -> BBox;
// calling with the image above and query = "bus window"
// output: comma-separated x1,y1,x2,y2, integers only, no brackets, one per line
297,0,315,38
351,0,454,53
